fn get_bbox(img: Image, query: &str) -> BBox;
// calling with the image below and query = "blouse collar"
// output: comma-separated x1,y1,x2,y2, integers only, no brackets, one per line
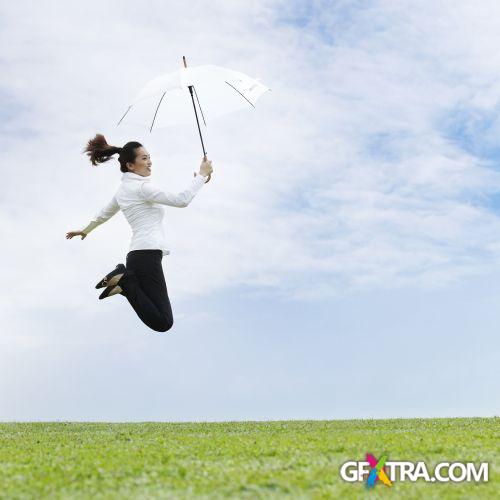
122,171,152,182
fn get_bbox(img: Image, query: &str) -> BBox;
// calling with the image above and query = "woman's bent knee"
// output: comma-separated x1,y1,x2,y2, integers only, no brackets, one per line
152,316,174,333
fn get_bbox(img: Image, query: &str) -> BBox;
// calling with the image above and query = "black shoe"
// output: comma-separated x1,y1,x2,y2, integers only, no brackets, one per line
99,284,123,300
95,263,126,289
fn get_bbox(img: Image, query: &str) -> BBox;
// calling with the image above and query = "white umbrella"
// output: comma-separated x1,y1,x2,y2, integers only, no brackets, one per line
117,56,271,162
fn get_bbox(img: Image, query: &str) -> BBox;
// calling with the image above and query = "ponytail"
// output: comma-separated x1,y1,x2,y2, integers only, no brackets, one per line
83,134,143,173
83,133,121,166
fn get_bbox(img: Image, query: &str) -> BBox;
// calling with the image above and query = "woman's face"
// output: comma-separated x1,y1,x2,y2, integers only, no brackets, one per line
127,146,152,177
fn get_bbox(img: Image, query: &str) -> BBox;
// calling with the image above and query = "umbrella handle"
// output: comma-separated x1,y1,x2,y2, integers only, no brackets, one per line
193,173,212,183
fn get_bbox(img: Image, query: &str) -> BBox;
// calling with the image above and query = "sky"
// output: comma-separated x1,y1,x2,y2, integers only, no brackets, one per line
0,0,499,421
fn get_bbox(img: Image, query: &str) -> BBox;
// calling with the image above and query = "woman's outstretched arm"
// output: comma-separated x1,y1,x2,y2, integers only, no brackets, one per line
139,175,206,208
139,157,213,208
66,195,120,240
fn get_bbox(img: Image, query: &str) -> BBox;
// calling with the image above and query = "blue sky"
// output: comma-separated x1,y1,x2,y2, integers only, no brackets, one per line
1,0,499,421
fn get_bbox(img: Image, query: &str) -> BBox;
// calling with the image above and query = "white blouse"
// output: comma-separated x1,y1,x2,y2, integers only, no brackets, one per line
81,171,206,256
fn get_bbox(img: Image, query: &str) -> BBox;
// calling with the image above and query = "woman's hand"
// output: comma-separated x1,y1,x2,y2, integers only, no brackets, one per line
66,230,87,240
199,156,213,183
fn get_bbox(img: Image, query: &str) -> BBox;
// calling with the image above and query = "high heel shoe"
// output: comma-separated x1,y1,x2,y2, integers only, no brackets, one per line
98,284,123,300
95,263,126,289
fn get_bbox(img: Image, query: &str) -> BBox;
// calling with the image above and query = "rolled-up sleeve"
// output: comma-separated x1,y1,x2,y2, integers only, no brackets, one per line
81,195,120,235
139,175,206,207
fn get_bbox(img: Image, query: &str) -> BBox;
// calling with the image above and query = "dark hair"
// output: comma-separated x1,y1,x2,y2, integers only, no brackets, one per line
83,133,143,173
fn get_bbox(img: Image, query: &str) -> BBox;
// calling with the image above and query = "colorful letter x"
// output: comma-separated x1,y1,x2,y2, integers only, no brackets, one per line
366,453,392,488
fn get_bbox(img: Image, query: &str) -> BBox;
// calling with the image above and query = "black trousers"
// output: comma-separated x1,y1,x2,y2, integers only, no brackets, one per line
119,249,174,332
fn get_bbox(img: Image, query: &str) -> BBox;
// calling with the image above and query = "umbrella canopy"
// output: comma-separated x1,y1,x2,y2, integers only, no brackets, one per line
118,64,271,131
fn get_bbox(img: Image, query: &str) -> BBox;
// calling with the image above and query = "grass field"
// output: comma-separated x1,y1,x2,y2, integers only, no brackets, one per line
0,418,497,499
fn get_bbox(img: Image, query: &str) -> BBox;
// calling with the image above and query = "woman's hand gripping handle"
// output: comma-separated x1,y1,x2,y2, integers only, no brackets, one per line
195,155,213,183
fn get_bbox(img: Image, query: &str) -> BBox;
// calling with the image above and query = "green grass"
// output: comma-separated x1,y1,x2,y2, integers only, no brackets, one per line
0,418,498,499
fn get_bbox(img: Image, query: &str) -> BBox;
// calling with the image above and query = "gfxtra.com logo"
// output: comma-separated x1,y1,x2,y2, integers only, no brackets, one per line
340,453,489,488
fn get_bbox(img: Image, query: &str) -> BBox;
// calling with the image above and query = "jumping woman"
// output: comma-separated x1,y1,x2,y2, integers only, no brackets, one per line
66,134,213,332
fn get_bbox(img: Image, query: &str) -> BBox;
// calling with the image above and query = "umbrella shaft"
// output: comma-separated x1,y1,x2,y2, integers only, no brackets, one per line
188,85,207,158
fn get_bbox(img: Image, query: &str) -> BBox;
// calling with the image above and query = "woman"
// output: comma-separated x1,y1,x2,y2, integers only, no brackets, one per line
66,134,213,332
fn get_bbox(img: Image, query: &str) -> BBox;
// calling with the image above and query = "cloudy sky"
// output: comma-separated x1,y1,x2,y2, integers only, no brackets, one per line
1,0,499,421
